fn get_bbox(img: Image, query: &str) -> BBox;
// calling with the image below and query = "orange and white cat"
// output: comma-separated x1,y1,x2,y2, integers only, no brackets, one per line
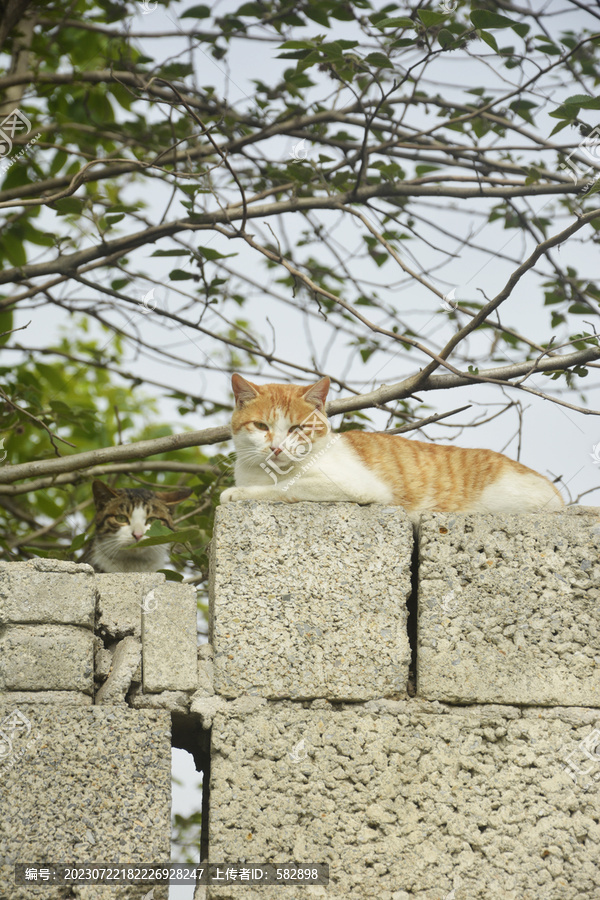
220,374,564,521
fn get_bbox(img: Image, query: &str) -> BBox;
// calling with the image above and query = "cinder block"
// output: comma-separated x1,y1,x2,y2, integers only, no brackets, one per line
128,687,191,715
142,582,198,692
95,572,166,640
210,502,412,700
208,700,600,899
0,691,92,705
418,511,600,705
0,705,171,900
0,870,168,900
0,625,94,693
95,636,142,705
0,559,95,627
194,643,215,699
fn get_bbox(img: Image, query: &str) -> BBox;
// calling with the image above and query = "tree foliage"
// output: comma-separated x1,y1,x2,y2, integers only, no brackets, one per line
1,0,600,565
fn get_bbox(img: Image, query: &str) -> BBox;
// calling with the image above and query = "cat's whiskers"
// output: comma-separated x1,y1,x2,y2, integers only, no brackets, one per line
102,534,134,560
233,446,272,466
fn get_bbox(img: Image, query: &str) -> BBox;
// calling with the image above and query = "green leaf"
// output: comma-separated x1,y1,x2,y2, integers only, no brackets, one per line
584,179,600,197
415,164,439,175
564,94,597,106
22,228,54,247
278,40,316,49
438,29,456,50
197,246,238,260
180,5,211,18
512,23,530,38
3,234,27,266
53,198,84,216
305,7,330,26
69,533,87,553
390,38,417,49
364,52,393,69
509,99,538,124
0,310,14,346
549,119,571,137
470,10,516,29
376,17,414,29
330,5,354,20
535,41,561,55
49,149,68,177
48,399,74,414
548,105,574,120
418,9,447,28
320,42,344,60
478,30,498,52
151,249,191,257
549,97,600,119
134,525,201,548
169,268,194,281
236,2,263,15
161,569,184,581
278,49,313,60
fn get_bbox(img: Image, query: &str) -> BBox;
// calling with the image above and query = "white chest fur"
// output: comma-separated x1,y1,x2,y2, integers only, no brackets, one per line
229,433,394,505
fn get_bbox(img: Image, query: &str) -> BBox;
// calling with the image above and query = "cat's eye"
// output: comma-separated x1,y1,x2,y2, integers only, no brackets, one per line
252,422,269,431
113,514,129,524
147,516,166,524
289,425,305,434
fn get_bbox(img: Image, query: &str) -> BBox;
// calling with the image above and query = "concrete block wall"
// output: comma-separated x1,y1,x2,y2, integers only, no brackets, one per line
209,503,412,700
0,559,209,900
0,705,171,900
1,503,599,899
206,502,600,900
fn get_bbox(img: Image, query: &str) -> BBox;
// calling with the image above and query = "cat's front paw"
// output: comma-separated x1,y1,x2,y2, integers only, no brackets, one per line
220,487,249,503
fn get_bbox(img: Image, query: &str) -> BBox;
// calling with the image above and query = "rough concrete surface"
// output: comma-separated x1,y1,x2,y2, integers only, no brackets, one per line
0,691,92,705
95,636,142,705
0,625,94,693
195,643,215,699
0,559,95,627
128,686,192,715
208,700,600,900
210,502,412,700
142,582,198,692
418,511,600,706
0,705,171,900
95,573,165,640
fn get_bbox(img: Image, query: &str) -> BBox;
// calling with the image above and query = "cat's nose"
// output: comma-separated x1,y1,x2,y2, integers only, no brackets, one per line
270,446,282,456
132,531,144,541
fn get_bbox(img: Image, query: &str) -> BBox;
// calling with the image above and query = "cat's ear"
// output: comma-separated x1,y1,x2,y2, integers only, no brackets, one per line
158,488,192,506
301,376,330,410
231,373,260,407
92,480,120,508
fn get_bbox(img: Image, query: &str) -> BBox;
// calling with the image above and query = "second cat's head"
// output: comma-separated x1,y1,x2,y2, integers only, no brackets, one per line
230,374,331,463
90,480,191,550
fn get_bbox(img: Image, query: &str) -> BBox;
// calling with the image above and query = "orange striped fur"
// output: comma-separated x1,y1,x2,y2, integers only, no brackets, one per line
222,375,564,519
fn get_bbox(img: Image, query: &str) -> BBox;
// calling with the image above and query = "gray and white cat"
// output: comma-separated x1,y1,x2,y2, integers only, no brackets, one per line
80,480,191,573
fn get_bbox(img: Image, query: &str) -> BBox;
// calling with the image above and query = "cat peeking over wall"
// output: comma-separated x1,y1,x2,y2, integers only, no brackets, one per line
81,480,191,573
221,374,564,522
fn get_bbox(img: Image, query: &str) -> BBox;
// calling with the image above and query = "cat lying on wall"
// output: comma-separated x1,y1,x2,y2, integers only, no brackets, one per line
221,374,564,522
